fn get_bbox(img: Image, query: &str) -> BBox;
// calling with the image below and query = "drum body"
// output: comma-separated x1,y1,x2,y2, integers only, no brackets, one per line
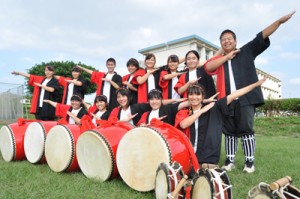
155,162,185,199
0,122,31,162
24,121,57,163
247,183,282,199
191,168,232,199
116,124,192,192
76,121,133,182
45,124,81,172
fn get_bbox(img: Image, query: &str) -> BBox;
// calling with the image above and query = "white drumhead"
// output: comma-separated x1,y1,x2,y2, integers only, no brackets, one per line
0,126,14,162
24,122,46,163
45,125,73,172
117,127,171,192
192,176,212,199
155,167,169,199
76,130,113,182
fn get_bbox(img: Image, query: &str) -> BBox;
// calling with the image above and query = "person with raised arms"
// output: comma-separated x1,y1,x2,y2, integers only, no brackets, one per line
204,11,295,173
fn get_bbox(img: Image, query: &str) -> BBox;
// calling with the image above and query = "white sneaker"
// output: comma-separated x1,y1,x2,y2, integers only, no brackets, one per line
243,165,255,173
221,163,235,171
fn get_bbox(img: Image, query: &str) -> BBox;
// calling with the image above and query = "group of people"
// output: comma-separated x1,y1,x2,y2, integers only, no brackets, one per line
12,11,295,174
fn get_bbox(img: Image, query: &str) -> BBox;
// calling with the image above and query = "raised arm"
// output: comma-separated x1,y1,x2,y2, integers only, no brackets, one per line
262,11,296,39
136,68,159,84
43,99,57,107
179,102,215,129
76,65,94,75
227,78,266,105
11,71,30,78
205,49,240,72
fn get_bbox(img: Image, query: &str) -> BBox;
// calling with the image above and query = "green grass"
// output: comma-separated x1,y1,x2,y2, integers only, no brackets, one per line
0,117,300,198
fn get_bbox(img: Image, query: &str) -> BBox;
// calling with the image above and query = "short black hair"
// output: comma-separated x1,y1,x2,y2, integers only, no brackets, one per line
148,89,162,100
94,95,107,104
116,88,132,107
126,58,140,69
219,29,236,41
185,50,200,61
167,54,179,63
106,58,116,65
71,94,83,102
188,83,206,99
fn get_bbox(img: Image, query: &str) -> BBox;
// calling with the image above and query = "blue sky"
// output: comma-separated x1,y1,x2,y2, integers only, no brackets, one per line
0,0,299,100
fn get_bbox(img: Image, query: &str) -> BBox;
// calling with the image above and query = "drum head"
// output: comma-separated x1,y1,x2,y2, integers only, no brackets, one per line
155,163,170,199
0,125,15,162
24,122,46,163
191,174,213,199
76,130,114,182
117,127,172,192
45,125,74,172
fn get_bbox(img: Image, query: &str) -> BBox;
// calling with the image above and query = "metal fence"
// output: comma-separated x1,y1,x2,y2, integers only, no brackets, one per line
0,82,24,124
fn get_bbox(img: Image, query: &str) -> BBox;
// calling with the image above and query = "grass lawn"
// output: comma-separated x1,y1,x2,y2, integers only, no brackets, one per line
0,116,299,198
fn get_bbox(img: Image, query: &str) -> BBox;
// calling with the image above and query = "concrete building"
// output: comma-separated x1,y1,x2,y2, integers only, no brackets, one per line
138,34,282,99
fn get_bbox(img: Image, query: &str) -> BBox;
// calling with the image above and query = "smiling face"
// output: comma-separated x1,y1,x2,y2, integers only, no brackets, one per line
72,71,80,79
220,32,237,54
168,60,179,72
145,57,155,69
117,93,129,108
106,61,116,73
188,93,203,108
96,100,107,112
186,52,199,70
127,64,138,74
44,67,54,78
149,97,162,110
71,100,81,110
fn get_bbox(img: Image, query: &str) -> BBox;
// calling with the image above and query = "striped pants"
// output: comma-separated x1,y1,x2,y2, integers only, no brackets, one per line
225,134,256,163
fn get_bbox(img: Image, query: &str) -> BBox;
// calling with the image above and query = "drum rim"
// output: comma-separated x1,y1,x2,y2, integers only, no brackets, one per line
215,168,232,199
45,125,75,172
60,125,75,171
155,162,172,197
0,125,16,161
83,129,115,181
24,122,47,163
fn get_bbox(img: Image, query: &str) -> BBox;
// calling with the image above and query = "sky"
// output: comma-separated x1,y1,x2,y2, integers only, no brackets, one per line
0,0,299,100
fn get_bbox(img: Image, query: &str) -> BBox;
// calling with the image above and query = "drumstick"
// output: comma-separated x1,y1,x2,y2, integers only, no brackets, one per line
269,176,292,191
170,175,188,198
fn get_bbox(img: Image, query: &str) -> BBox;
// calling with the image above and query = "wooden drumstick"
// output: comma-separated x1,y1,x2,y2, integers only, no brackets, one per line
170,175,188,198
269,176,292,191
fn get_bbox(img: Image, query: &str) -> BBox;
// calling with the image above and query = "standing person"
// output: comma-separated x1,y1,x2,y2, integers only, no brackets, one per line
134,53,162,103
55,66,87,105
136,89,189,126
122,58,140,104
43,95,88,125
159,55,186,100
204,11,295,173
77,58,122,111
175,78,266,168
108,88,151,126
12,66,59,121
174,50,216,99
82,95,110,126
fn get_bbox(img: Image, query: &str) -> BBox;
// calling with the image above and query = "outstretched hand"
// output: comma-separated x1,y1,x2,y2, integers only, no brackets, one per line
279,10,296,24
200,102,215,114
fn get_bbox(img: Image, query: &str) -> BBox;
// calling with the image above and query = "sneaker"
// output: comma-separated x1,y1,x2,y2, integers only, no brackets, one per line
243,162,255,173
221,163,235,171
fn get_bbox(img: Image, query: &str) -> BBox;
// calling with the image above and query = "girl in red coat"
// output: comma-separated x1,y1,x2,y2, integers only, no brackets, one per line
12,66,59,121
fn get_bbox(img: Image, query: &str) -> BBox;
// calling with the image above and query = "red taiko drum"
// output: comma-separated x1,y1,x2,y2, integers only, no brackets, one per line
0,121,32,162
116,123,193,192
76,121,134,182
45,124,81,172
24,121,57,164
